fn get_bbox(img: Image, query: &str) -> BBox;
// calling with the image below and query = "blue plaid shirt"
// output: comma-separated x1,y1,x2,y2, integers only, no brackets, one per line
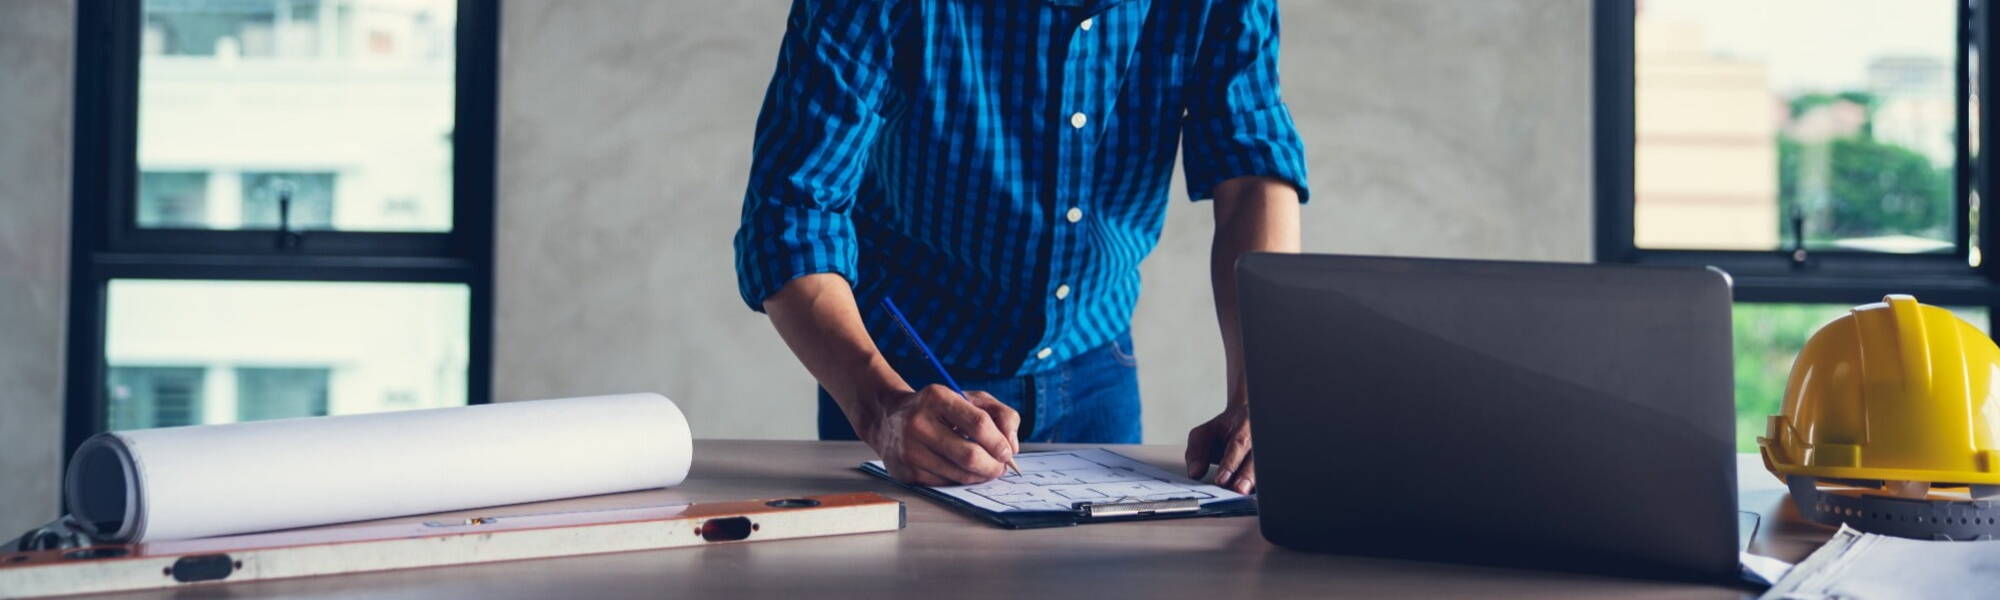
735,0,1308,376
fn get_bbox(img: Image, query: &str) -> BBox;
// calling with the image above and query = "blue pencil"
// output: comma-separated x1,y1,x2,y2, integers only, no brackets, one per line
880,297,1023,477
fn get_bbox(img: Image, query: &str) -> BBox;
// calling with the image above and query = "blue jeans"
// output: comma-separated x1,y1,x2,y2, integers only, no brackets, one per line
818,331,1143,444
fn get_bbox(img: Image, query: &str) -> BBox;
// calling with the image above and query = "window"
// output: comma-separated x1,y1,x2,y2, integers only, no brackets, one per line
136,171,208,227
239,172,337,230
66,0,495,459
105,366,206,430
1597,0,2000,452
236,367,333,422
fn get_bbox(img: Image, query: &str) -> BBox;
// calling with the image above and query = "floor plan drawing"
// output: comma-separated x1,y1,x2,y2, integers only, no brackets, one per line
867,448,1246,513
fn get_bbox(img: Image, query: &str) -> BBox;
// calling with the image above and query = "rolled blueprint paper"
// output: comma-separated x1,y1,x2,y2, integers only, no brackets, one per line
64,393,692,542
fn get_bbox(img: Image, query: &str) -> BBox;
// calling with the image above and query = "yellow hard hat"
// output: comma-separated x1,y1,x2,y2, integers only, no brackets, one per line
1759,294,2000,487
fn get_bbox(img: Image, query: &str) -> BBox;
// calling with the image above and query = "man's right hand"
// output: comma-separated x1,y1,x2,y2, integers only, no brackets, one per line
861,385,1021,486
758,274,1021,486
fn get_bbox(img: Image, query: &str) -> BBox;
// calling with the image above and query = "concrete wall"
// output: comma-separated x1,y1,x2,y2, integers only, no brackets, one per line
492,0,1594,441
0,0,76,537
1138,0,1593,438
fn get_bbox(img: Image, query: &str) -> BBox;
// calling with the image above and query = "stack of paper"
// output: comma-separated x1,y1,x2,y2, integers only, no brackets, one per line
1761,525,2000,600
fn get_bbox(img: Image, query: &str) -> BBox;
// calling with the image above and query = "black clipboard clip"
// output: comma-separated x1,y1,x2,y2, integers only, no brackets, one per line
1070,498,1201,519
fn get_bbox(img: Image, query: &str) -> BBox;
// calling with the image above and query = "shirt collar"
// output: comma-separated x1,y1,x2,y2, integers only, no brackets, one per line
1042,0,1133,11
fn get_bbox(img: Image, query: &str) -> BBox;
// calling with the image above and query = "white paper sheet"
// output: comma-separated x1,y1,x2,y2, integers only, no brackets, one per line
1761,525,2000,600
64,393,693,542
869,448,1244,513
1737,510,1797,586
1741,552,1795,587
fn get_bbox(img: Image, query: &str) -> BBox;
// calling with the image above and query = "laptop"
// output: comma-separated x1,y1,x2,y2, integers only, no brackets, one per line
1237,253,1740,582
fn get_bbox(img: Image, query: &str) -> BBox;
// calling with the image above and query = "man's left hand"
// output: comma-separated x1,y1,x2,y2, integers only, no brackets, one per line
1185,404,1254,494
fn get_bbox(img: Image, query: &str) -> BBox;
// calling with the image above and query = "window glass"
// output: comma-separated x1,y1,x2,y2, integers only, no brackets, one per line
104,280,467,430
236,366,332,421
240,171,337,229
1731,302,1989,452
136,171,210,228
136,0,458,232
106,366,207,430
1636,1,1959,252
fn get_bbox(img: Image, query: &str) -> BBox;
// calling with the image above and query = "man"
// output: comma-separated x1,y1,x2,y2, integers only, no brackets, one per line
734,0,1306,495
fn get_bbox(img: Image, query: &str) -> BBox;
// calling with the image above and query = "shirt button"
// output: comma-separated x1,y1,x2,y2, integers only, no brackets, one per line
1055,284,1072,300
1066,207,1083,223
1069,112,1087,129
1080,17,1094,31
1036,347,1054,360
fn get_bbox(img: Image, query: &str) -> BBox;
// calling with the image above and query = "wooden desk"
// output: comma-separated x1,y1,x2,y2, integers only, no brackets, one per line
93,440,1830,599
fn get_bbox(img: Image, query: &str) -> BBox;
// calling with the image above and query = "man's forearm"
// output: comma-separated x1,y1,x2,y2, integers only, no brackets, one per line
762,273,910,437
1210,176,1303,406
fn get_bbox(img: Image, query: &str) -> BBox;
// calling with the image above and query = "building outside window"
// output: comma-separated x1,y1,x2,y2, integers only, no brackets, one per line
136,0,455,233
105,366,206,430
105,280,465,427
1635,0,1958,253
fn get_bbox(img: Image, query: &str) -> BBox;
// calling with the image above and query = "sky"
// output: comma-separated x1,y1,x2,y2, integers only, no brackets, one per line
1642,0,1958,93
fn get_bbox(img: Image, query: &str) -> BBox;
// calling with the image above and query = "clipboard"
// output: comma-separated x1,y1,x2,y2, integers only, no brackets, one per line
860,459,1256,529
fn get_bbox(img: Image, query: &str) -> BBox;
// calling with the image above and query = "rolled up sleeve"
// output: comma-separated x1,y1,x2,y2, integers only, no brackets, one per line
733,0,901,311
1181,0,1310,202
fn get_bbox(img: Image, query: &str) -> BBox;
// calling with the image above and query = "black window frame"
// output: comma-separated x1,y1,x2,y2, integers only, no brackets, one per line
1594,0,2000,320
62,0,499,464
